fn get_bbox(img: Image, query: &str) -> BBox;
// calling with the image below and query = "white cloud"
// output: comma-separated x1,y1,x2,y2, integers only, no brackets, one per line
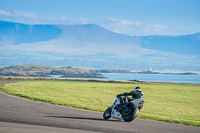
13,10,39,20
93,18,173,36
108,18,133,25
0,10,11,16
0,9,39,20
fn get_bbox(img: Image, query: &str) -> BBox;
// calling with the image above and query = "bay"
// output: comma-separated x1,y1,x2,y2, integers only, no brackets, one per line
99,73,200,84
48,73,200,84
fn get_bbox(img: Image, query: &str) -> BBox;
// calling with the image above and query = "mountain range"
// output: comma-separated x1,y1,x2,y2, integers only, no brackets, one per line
0,20,199,71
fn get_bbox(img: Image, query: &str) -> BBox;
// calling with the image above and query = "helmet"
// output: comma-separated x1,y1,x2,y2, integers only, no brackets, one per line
134,86,143,97
134,86,141,92
133,86,144,98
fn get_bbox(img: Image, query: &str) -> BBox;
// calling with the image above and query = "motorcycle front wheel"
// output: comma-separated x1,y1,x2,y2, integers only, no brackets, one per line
103,106,112,120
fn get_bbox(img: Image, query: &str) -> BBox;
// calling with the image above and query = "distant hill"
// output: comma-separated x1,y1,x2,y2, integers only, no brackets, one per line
0,64,103,78
140,33,200,55
0,20,141,56
1,20,199,55
54,24,140,48
0,20,199,71
0,21,62,45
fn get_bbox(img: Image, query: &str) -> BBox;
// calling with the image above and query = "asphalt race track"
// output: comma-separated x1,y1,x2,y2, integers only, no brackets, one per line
0,81,199,133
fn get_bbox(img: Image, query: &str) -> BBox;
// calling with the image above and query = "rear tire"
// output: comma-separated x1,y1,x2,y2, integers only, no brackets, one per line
123,106,139,122
103,106,112,120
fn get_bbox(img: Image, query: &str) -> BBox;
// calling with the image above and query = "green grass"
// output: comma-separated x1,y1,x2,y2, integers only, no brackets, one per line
0,80,199,127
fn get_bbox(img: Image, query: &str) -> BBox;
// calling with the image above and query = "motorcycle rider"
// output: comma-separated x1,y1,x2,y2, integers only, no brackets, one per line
103,86,145,121
117,86,144,108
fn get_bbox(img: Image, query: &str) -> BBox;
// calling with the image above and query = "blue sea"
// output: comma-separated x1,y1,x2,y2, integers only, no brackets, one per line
49,73,200,84
99,73,200,84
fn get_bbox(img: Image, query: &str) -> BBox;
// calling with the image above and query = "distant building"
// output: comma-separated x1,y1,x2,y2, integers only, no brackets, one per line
138,68,160,74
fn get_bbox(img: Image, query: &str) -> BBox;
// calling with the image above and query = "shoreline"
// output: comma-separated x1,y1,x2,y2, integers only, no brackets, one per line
0,76,199,85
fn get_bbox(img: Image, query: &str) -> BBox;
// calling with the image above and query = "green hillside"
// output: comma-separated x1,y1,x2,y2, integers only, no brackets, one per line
0,64,102,78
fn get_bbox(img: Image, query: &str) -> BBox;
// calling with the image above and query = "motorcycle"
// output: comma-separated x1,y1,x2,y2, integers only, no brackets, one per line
103,95,145,122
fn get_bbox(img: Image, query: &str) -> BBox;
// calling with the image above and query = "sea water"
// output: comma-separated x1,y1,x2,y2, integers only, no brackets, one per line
100,73,200,84
48,73,200,84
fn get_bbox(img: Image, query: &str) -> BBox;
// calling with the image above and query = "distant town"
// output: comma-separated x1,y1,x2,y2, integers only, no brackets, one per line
93,68,198,75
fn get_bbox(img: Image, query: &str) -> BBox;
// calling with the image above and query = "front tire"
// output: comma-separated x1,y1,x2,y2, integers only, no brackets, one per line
123,106,139,122
103,106,112,120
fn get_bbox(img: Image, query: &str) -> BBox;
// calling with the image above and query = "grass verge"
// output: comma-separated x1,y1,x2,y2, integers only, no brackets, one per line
0,80,199,127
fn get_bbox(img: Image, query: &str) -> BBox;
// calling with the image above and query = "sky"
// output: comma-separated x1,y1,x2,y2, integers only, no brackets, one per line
0,0,200,36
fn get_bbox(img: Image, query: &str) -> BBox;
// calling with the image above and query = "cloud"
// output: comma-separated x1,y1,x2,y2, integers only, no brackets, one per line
13,10,39,20
92,18,173,36
0,9,39,20
0,10,11,16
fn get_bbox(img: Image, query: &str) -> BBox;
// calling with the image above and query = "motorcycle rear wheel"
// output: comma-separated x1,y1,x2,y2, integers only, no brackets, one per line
103,106,112,120
123,106,139,122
